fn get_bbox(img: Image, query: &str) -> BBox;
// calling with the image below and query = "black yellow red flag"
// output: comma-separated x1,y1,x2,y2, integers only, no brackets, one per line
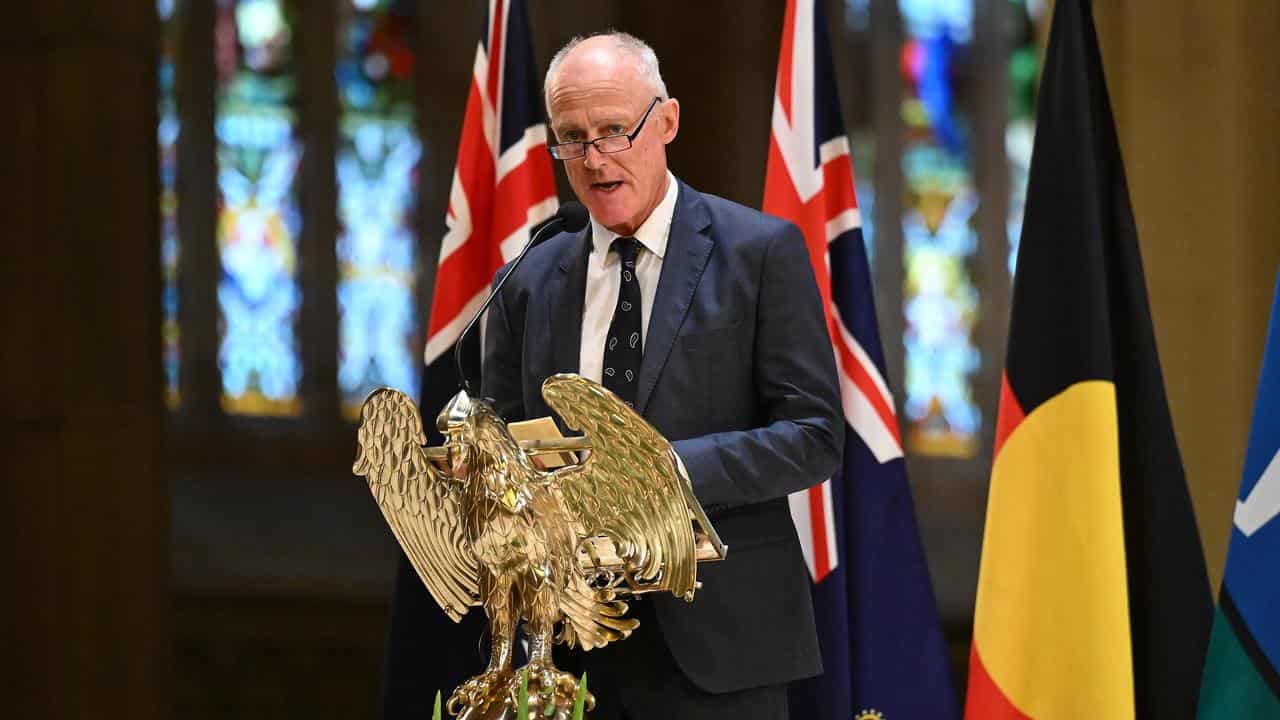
964,1,1213,718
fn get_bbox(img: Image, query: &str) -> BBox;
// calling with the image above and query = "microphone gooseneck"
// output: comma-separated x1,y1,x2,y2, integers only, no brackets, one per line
453,202,588,394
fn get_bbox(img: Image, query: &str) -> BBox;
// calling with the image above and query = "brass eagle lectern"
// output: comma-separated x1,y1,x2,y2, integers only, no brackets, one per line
353,373,725,720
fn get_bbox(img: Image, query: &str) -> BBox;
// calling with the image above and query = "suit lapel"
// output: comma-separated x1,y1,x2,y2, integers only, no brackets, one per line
548,226,592,376
636,183,713,414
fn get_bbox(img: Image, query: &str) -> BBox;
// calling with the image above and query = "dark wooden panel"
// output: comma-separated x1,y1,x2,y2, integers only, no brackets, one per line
176,595,389,720
0,50,50,416
2,2,169,717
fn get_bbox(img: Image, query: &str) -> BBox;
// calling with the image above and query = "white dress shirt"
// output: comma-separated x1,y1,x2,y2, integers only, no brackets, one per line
578,171,679,384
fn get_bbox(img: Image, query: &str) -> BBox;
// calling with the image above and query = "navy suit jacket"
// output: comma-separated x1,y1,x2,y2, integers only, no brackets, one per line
481,180,843,693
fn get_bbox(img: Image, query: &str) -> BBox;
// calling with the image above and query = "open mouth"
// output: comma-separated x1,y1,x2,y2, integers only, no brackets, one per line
591,180,623,193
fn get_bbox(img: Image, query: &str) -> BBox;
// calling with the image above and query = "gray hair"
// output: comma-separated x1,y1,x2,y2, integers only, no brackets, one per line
544,31,669,113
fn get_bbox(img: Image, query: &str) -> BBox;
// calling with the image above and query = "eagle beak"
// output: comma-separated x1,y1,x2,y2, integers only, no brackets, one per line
500,486,520,513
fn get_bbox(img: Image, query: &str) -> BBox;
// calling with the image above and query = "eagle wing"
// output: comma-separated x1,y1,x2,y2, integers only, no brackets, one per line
353,388,480,621
541,374,697,601
525,487,638,650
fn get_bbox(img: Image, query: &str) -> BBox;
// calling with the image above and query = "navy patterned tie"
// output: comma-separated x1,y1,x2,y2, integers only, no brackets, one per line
602,237,642,405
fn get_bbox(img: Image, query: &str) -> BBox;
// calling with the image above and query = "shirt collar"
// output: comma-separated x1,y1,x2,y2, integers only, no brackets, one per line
590,171,678,265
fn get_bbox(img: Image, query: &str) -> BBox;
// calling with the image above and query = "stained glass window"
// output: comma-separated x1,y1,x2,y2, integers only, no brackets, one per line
159,0,182,409
899,0,981,458
853,148,877,266
213,0,303,416
335,0,422,420
1007,0,1048,275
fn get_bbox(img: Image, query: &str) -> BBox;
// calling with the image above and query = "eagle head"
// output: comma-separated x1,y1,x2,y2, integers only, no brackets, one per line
436,390,537,513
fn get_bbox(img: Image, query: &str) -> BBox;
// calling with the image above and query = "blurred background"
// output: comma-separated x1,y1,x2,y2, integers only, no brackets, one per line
4,0,1278,717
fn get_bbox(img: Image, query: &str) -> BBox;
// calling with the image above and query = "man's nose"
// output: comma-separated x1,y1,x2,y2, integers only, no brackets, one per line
582,142,607,170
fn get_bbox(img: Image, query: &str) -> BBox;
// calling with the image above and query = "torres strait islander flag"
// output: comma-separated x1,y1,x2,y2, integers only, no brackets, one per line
765,1,958,718
381,2,555,717
965,2,1212,719
1198,269,1280,718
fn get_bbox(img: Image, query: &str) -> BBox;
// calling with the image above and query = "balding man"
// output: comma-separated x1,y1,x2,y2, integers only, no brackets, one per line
474,33,842,718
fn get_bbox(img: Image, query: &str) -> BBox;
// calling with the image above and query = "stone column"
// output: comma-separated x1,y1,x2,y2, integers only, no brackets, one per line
0,3,169,718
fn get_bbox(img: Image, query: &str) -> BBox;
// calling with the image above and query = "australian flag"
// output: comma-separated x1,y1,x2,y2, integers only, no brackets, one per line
380,1,556,717
763,1,959,718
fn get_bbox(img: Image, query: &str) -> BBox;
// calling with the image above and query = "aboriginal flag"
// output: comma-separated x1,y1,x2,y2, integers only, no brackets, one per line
963,1,1212,718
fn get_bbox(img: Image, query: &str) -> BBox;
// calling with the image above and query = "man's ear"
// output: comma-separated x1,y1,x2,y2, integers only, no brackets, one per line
661,98,680,144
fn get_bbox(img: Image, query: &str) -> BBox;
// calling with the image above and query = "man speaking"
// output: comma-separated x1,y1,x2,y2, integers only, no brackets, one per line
481,32,843,718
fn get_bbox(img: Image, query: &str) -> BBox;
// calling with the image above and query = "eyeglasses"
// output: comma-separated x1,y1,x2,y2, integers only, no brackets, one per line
548,97,662,161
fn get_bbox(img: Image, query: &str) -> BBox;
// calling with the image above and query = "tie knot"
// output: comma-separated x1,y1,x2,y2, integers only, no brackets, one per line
611,237,640,265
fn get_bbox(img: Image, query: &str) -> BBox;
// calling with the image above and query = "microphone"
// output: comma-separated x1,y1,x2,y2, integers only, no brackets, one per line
454,201,589,393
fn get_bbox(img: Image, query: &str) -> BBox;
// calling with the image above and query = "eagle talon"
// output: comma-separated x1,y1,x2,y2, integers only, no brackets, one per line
508,662,593,719
448,668,514,718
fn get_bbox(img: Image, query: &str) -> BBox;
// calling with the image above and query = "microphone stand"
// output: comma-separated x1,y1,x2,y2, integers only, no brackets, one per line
453,214,569,394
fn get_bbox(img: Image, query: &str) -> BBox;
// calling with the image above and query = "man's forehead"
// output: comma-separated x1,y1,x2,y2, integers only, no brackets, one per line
547,83,651,134
549,44,646,100
550,92,634,122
